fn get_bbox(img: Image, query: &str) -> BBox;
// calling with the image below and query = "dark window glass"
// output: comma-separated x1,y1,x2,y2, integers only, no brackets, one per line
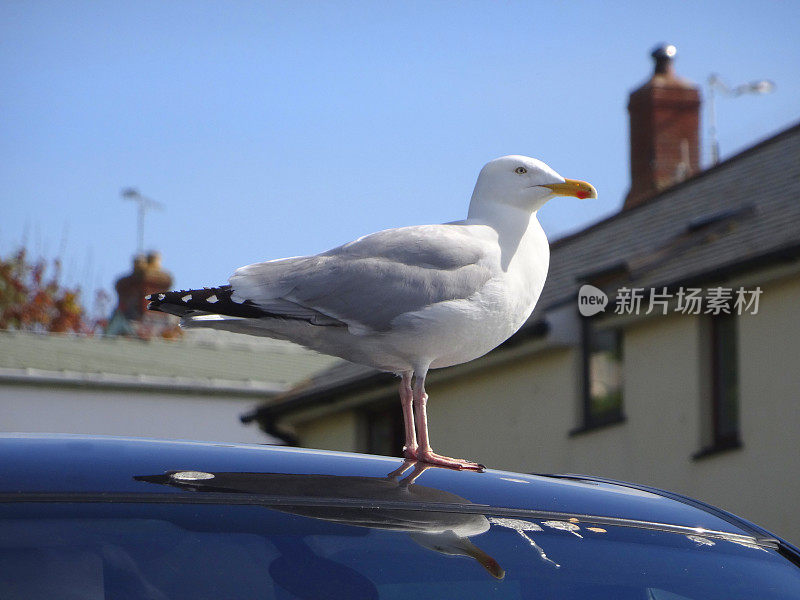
364,403,404,457
582,322,624,428
711,313,740,445
2,502,799,599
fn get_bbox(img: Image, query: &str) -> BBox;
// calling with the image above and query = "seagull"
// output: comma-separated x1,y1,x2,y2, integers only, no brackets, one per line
147,156,597,470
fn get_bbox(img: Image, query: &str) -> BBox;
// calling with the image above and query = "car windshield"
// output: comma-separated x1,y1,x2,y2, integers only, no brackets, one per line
1,501,798,600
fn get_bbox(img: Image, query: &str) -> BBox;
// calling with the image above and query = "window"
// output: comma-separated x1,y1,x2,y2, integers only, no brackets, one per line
574,321,624,433
695,313,741,458
363,402,404,457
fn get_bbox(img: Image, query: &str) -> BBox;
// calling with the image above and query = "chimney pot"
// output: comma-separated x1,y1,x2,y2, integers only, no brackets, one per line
651,44,677,75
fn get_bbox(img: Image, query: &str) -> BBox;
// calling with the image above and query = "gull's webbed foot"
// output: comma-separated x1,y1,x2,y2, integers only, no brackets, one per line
417,449,485,471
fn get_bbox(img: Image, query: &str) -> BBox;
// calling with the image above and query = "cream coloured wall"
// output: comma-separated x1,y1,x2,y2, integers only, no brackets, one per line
295,410,361,453
567,312,702,484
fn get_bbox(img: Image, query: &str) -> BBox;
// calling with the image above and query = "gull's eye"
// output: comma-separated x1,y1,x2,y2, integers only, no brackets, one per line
515,167,527,174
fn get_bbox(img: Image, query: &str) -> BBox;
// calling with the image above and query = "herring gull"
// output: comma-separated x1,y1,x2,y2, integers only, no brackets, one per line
147,155,597,469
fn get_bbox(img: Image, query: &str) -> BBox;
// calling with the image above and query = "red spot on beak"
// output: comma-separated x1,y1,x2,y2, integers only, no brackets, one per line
576,190,589,199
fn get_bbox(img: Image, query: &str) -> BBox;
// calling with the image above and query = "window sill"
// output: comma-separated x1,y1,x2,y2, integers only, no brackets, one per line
692,437,743,461
569,414,627,437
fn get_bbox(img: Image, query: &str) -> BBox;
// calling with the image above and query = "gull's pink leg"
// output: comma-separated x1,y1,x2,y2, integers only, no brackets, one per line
399,372,418,460
412,369,484,471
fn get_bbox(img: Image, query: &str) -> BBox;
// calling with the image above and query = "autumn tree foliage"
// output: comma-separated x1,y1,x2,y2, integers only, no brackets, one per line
0,248,91,334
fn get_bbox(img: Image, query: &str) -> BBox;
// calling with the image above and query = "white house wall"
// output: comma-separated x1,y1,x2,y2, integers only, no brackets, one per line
0,386,270,445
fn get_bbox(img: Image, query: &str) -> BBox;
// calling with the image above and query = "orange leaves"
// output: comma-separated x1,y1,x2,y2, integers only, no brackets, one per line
0,248,90,334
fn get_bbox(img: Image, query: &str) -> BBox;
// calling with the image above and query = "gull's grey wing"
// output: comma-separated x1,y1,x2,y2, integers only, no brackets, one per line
229,224,496,333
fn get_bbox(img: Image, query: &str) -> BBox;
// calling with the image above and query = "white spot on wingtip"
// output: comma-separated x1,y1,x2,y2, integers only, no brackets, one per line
145,294,153,300
158,294,166,300
207,294,218,303
181,294,192,302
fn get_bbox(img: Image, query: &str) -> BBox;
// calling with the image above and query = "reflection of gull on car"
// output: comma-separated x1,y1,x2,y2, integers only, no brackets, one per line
135,459,504,579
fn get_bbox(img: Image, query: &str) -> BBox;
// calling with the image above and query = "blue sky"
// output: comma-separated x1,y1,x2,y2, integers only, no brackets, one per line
1,1,798,305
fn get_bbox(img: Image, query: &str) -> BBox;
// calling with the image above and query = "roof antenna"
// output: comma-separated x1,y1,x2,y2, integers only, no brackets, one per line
121,188,164,256
707,74,775,165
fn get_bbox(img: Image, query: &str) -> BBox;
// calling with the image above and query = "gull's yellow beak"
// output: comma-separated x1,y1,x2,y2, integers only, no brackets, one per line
542,179,598,199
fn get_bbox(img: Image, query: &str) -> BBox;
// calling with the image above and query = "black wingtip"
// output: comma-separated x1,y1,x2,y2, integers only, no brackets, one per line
145,284,343,325
145,285,270,320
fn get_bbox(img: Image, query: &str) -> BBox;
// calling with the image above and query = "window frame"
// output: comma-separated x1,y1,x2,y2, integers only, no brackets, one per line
693,312,742,459
571,318,626,436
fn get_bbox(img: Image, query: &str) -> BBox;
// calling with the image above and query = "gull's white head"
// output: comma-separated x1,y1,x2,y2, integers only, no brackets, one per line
469,155,597,216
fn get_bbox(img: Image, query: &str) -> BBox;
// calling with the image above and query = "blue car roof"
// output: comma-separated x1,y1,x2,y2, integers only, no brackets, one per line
0,433,774,543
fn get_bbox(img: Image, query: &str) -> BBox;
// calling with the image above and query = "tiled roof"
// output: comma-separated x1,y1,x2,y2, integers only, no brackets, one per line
246,122,800,417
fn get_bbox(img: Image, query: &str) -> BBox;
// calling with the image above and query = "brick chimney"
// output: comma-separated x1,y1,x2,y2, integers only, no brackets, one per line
624,44,701,210
114,252,173,322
